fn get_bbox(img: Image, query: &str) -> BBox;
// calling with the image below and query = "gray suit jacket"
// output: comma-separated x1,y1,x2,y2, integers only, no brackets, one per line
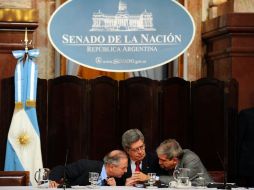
159,149,213,185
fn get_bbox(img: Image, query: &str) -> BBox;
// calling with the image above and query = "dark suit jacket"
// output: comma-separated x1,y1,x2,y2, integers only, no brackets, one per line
116,152,163,185
49,159,104,186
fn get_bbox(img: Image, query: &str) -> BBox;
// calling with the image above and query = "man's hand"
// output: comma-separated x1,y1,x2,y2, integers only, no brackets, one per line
131,171,149,182
106,177,116,186
49,180,59,188
125,171,149,186
125,177,138,186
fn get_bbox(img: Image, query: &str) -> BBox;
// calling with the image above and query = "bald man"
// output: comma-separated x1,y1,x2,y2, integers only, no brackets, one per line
49,150,128,187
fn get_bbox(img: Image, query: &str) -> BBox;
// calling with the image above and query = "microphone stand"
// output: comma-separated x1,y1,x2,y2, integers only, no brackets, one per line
216,152,234,189
60,149,69,189
64,149,69,190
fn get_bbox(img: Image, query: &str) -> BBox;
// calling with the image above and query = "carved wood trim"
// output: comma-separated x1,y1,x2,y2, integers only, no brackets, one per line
0,8,38,22
0,8,39,51
0,22,38,30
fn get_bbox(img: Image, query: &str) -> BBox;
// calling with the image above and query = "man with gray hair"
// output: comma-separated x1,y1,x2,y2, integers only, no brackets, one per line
120,128,162,186
156,139,213,184
49,150,128,187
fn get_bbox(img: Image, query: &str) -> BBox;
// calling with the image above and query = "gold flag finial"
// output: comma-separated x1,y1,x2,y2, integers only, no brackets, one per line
24,28,28,52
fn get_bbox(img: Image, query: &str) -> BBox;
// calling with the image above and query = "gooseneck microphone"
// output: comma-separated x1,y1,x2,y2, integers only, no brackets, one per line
58,149,70,189
63,149,69,190
216,152,232,190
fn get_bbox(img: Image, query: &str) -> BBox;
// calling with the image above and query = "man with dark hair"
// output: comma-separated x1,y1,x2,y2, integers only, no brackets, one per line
49,150,128,187
120,128,162,186
156,139,213,184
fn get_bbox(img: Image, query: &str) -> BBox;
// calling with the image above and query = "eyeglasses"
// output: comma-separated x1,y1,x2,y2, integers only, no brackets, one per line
129,144,145,153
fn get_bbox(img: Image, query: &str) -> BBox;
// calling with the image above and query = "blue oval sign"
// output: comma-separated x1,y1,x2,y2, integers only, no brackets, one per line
48,0,195,72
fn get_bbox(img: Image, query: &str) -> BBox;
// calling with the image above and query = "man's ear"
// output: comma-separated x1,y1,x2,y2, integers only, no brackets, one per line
172,157,179,164
109,163,115,171
126,149,131,155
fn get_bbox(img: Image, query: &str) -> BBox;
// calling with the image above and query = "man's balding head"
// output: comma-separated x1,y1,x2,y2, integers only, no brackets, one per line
103,150,128,178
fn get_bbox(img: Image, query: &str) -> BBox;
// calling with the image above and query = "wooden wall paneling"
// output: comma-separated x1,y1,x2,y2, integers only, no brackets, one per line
119,77,160,152
36,79,48,167
159,77,191,148
191,78,225,171
225,79,238,181
47,76,87,168
0,48,17,80
0,8,38,80
88,76,119,160
0,24,38,80
0,77,15,170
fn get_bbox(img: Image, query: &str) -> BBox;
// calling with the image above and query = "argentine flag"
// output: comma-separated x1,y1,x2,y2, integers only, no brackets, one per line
4,49,43,186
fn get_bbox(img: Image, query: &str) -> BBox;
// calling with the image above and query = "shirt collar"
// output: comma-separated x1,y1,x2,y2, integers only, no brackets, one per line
100,165,108,180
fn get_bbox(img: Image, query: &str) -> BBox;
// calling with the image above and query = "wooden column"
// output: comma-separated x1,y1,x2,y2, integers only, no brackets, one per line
202,13,254,110
34,0,56,79
184,0,203,80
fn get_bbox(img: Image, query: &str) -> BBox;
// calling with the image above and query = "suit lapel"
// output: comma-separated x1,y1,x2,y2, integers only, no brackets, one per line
126,159,132,177
141,155,150,173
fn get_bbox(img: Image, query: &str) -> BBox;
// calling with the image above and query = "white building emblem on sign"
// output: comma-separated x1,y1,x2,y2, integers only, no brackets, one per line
90,0,156,32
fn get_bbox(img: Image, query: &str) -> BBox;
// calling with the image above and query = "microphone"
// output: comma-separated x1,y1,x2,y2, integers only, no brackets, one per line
58,149,71,189
215,152,237,189
63,149,69,189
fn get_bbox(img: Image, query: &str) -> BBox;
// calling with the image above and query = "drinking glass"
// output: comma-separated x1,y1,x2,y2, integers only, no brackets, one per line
147,173,156,188
173,168,191,187
195,173,206,188
34,168,50,188
88,172,99,188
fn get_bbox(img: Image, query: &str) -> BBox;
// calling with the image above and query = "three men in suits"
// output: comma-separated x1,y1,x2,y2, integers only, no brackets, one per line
49,150,128,187
49,130,212,187
156,139,213,184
